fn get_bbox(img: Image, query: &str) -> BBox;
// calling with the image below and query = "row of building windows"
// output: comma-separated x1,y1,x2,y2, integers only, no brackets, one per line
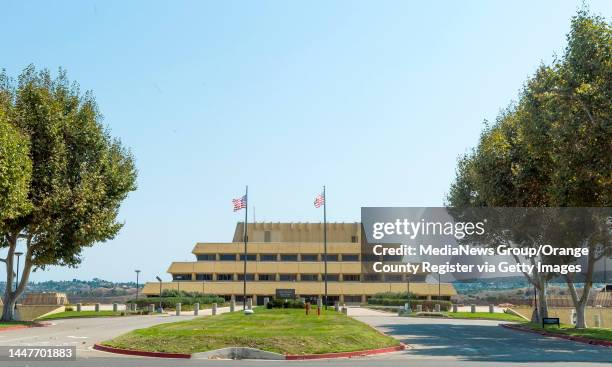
259,231,359,244
173,273,362,282
196,253,360,262
171,273,426,282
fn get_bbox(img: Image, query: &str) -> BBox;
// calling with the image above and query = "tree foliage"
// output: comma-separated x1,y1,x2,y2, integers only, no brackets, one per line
447,10,611,328
0,65,137,320
0,74,31,225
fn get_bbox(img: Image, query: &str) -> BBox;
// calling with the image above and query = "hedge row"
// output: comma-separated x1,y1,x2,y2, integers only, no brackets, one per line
266,298,305,309
370,292,416,300
368,298,452,311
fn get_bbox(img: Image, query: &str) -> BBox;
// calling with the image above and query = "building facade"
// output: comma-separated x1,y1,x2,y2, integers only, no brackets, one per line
142,222,456,304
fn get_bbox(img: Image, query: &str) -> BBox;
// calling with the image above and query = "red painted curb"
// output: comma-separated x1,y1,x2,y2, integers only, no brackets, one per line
285,343,406,360
0,325,29,332
93,344,191,359
501,324,612,347
94,343,406,360
0,322,51,333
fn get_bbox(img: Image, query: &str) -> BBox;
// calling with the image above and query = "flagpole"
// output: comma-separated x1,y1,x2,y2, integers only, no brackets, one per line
323,185,327,309
243,185,248,310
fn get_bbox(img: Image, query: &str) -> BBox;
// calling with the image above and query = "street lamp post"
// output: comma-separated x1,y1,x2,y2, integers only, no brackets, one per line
604,258,607,292
533,285,538,321
156,276,163,312
135,270,141,300
14,252,23,293
406,274,411,312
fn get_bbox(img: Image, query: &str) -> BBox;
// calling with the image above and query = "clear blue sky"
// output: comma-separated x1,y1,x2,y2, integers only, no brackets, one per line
2,1,610,283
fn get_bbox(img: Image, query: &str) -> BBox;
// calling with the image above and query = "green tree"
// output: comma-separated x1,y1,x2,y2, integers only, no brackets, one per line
0,66,137,321
532,10,611,328
446,113,555,322
448,9,611,328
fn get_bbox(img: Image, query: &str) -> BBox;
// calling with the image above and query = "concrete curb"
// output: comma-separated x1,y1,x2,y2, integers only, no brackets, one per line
93,343,407,360
500,324,612,347
0,325,30,332
285,343,407,360
0,321,51,333
93,344,191,359
193,347,284,360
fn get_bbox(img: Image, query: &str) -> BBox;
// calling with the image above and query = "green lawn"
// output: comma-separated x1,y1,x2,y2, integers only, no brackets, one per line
38,311,127,320
445,312,526,322
523,323,612,342
103,307,399,355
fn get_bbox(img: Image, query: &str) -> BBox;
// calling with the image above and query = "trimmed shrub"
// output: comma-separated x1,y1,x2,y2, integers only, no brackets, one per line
266,298,305,309
371,292,416,300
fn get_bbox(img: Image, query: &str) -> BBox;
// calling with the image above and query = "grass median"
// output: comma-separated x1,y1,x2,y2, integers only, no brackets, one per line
102,307,399,355
522,323,612,342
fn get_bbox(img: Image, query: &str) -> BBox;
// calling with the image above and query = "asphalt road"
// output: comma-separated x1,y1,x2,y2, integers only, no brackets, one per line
351,308,612,364
0,313,198,357
0,307,609,367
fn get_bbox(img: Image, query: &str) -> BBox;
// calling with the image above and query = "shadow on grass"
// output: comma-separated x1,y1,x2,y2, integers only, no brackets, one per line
378,321,612,362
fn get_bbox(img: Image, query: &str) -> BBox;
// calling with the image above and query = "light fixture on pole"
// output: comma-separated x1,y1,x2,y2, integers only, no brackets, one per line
14,252,23,293
135,270,141,299
156,276,163,312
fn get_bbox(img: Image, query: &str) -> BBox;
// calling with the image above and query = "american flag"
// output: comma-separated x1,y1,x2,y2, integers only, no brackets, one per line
232,195,247,212
314,192,325,208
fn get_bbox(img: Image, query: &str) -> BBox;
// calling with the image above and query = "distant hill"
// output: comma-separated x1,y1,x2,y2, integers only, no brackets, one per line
0,278,142,303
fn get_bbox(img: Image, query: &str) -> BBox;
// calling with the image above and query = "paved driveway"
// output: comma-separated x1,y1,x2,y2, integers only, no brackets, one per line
0,307,610,367
349,308,612,364
0,305,239,359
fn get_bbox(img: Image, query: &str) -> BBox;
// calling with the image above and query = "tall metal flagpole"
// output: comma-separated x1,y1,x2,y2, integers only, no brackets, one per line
323,185,327,309
243,185,248,310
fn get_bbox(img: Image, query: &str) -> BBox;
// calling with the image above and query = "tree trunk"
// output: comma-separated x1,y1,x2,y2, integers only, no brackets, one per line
1,233,17,321
511,251,549,324
538,278,549,320
1,233,33,322
0,297,17,321
575,299,588,328
566,242,596,329
530,278,549,323
525,256,549,323
530,307,539,323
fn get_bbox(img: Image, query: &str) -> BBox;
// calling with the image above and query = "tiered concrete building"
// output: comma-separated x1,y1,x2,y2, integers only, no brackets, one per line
142,222,456,304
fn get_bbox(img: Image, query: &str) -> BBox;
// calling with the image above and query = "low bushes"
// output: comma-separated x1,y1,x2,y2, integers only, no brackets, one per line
266,298,305,309
370,292,416,299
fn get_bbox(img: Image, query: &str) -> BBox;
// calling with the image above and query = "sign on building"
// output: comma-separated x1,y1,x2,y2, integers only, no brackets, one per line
276,288,295,299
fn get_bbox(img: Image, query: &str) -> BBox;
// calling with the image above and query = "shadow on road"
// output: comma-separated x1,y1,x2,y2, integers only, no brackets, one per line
379,322,612,363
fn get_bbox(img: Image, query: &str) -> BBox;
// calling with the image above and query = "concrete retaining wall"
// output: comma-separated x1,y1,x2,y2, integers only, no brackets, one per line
16,305,65,321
